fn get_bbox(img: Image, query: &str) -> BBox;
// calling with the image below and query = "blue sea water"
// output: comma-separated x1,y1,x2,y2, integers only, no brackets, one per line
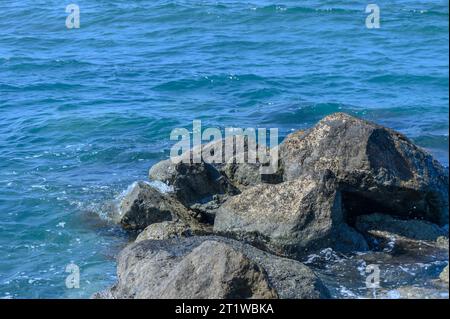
0,0,448,298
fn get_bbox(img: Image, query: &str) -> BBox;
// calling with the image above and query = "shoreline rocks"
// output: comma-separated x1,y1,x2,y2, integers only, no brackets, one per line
280,113,449,226
214,171,368,258
102,112,449,299
94,236,330,299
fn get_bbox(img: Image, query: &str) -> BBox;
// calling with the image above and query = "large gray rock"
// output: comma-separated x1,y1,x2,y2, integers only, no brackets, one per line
115,181,207,231
214,171,368,257
280,113,449,225
95,236,330,299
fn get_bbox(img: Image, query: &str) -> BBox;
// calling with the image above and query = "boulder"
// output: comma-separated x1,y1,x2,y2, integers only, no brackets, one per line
95,236,330,299
280,113,449,225
214,171,368,257
115,181,206,231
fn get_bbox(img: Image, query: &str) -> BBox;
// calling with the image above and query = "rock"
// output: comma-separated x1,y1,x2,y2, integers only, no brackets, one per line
280,113,449,226
148,159,177,184
209,136,283,190
116,181,206,231
149,159,238,206
150,135,282,195
189,194,228,224
354,214,448,253
96,236,330,299
214,171,368,257
219,158,283,190
440,265,449,284
355,213,447,242
135,221,198,242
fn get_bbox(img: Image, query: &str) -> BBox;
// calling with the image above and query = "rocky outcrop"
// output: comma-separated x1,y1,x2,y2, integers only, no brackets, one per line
280,113,449,225
115,181,207,232
95,236,330,299
102,112,449,300
214,172,368,258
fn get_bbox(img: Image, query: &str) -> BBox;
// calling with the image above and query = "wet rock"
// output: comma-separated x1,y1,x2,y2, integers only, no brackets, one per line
150,135,282,195
115,181,205,231
355,213,447,241
149,159,238,206
189,194,228,224
280,112,449,226
96,236,330,299
354,213,448,253
214,172,368,258
440,265,449,284
135,221,195,243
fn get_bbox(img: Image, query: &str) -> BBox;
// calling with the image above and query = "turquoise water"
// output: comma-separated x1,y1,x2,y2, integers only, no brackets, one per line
0,0,448,298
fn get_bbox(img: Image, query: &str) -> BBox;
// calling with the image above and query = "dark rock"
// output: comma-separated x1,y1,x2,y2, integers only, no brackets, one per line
355,213,447,242
354,214,448,253
149,159,238,206
149,135,282,196
214,172,368,258
95,236,330,299
280,113,449,226
115,181,207,231
189,194,229,224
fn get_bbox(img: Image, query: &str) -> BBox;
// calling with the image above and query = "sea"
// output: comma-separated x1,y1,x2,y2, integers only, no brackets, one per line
0,0,448,298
